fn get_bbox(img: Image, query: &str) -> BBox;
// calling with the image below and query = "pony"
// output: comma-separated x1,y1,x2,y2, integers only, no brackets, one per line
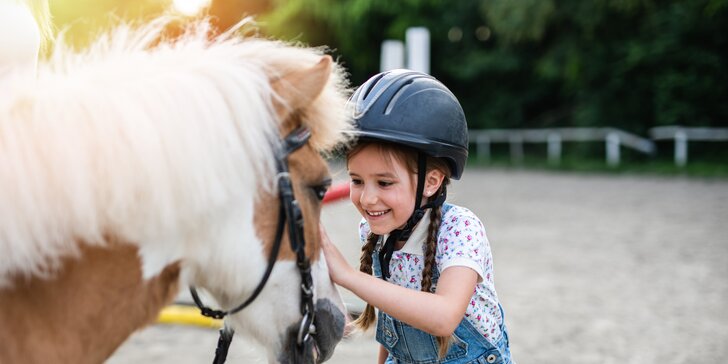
0,9,352,364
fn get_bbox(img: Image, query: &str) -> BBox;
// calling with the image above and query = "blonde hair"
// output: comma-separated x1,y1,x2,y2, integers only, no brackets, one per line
347,141,453,358
0,18,352,286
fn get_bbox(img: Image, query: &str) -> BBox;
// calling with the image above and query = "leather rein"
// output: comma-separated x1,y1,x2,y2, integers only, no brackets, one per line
189,126,316,363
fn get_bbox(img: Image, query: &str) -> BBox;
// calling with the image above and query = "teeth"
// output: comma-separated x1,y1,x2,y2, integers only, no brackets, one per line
367,210,388,216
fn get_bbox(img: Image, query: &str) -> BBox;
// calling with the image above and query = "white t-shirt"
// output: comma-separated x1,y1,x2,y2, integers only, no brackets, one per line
359,203,504,344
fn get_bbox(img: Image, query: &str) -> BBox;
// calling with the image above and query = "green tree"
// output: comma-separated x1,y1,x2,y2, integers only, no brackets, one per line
262,0,728,133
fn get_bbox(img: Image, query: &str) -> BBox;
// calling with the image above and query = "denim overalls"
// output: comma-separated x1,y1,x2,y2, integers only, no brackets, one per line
372,238,513,364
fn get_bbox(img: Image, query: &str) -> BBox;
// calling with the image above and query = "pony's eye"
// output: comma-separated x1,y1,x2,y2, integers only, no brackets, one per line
311,179,332,201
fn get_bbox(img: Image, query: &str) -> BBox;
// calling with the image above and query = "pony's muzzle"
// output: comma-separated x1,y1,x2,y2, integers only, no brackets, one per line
311,298,346,362
279,298,345,364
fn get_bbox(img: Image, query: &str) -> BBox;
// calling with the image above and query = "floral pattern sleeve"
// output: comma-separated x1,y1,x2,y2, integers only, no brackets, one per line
435,206,490,283
358,218,370,246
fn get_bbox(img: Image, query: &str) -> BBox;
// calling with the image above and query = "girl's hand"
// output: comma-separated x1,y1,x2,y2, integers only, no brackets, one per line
319,224,355,285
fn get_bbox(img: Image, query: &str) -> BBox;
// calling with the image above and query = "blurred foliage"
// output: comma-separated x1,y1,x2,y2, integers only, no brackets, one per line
50,0,168,47
49,0,728,134
258,0,728,133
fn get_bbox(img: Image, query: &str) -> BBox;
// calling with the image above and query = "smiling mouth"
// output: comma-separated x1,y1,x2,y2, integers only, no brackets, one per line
366,209,390,217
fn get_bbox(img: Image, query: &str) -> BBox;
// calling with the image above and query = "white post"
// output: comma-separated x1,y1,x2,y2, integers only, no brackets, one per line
547,133,561,165
406,27,430,74
606,132,621,167
380,40,405,72
674,130,688,167
510,134,524,164
477,134,491,162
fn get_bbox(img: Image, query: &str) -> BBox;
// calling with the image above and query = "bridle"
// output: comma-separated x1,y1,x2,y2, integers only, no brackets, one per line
189,126,317,364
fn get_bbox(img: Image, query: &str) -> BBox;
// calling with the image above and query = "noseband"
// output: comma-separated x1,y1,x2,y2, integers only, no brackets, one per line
189,126,316,364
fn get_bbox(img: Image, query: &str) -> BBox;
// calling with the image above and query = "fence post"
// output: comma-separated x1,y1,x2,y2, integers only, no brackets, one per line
674,130,688,167
510,134,524,164
547,133,561,165
476,134,491,162
606,132,620,167
406,27,430,74
380,40,405,72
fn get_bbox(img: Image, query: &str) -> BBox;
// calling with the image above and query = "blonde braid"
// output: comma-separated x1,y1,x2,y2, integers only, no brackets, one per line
351,233,378,331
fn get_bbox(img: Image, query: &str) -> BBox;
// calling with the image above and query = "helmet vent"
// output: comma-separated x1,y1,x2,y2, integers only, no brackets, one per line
362,72,387,101
384,82,413,115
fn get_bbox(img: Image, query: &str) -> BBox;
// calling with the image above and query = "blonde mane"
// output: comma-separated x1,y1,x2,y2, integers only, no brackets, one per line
21,0,53,52
0,18,351,286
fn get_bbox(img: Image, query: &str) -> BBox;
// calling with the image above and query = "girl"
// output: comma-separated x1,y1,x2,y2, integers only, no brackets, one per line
321,70,513,364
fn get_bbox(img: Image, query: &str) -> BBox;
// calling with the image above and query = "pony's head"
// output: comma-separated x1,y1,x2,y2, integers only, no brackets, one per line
0,18,351,362
246,55,351,363
186,42,353,362
162,24,353,362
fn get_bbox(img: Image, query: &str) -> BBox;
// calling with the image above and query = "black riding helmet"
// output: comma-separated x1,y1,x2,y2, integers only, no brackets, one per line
348,69,468,179
348,70,469,279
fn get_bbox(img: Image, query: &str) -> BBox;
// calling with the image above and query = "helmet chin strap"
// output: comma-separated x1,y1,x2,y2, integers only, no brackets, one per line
379,153,447,279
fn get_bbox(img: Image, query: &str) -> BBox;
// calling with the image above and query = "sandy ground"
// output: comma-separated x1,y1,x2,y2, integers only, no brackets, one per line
107,168,728,364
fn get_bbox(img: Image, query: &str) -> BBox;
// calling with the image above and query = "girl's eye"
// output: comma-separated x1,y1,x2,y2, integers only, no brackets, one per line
350,178,363,186
311,179,332,201
378,180,393,187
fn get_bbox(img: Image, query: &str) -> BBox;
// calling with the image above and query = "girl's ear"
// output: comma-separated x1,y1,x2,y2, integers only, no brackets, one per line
423,169,445,197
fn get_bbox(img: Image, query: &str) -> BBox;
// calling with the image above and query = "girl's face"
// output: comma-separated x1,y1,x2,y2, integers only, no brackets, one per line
347,145,417,235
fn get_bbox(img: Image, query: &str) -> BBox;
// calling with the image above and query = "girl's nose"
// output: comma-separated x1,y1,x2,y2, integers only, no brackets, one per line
359,185,378,206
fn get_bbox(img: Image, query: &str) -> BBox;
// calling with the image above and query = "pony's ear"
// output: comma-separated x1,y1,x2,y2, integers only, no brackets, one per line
272,55,332,123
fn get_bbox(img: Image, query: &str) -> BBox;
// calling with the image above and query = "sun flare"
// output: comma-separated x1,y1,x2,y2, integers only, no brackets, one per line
171,0,211,16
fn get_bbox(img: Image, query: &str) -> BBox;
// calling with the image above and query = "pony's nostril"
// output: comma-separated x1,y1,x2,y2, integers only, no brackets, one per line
278,298,345,364
311,298,346,363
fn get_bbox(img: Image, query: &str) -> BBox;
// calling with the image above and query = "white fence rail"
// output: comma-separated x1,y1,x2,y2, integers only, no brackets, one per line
469,126,728,167
469,127,655,167
649,126,728,166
